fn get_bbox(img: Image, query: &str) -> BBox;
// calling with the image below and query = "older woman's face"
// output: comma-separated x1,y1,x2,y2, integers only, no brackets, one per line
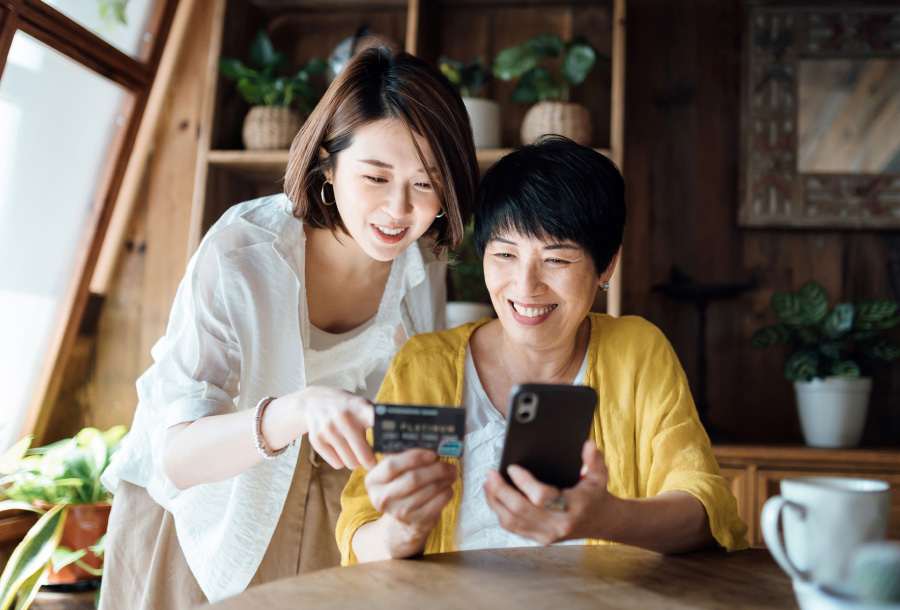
483,230,601,349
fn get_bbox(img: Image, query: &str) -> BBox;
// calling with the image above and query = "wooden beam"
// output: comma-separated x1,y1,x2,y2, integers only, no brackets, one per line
607,0,626,318
92,0,198,295
188,0,228,256
18,2,150,92
0,3,22,82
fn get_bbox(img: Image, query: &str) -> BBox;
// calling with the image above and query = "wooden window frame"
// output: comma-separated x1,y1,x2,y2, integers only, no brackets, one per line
0,0,179,450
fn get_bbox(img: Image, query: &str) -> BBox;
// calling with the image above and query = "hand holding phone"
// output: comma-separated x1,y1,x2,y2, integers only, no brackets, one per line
498,384,597,489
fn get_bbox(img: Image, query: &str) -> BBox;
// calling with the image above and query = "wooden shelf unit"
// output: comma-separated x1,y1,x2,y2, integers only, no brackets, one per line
190,0,625,309
712,445,900,548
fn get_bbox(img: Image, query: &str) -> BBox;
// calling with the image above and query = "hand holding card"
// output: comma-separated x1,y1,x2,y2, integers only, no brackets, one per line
372,404,465,458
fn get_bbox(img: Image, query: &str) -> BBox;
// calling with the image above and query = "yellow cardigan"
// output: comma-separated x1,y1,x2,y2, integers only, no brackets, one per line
337,314,749,565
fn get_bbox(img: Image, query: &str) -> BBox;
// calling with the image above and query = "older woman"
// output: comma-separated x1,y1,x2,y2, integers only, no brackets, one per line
337,137,748,563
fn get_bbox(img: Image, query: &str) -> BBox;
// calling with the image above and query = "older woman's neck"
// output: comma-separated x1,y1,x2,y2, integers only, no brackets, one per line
471,318,592,415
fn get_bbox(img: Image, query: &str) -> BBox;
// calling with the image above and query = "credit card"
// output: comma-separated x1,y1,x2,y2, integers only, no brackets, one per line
372,404,465,458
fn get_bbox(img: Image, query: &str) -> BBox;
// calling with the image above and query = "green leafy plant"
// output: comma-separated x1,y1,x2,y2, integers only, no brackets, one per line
447,221,491,304
492,33,600,103
750,281,900,382
0,426,126,609
438,56,492,98
219,30,327,114
97,0,128,29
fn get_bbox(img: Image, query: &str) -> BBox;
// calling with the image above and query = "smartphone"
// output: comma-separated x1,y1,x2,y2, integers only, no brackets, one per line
498,384,597,490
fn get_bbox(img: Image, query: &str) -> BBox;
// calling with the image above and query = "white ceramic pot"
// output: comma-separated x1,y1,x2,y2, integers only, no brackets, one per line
794,377,873,448
445,302,494,330
462,98,501,149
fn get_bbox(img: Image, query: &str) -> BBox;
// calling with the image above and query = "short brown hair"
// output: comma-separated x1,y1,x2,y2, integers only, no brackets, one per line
284,47,478,260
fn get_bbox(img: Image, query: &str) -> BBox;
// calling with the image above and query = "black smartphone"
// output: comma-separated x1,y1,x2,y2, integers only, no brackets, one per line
498,384,597,490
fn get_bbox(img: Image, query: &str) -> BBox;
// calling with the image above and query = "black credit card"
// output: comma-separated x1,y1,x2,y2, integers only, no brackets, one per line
372,404,465,458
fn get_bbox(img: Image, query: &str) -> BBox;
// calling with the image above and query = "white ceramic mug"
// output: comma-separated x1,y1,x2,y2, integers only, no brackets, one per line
761,477,891,592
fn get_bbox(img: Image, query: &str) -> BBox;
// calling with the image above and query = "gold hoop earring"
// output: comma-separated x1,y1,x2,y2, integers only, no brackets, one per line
320,182,335,206
601,282,610,292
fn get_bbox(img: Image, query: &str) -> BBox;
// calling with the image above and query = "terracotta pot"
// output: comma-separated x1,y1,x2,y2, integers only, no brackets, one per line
242,106,303,150
520,101,592,146
35,502,111,584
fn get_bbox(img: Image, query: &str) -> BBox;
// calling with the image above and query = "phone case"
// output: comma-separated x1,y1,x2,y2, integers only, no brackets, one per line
498,384,597,489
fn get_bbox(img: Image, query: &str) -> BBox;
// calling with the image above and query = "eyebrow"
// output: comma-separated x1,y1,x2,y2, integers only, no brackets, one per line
357,159,438,173
493,237,580,251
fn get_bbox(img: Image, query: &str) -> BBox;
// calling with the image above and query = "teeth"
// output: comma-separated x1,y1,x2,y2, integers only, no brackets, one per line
375,225,406,236
512,303,557,318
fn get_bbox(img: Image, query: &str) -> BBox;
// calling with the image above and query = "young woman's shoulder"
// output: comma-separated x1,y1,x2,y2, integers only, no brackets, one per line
199,193,297,257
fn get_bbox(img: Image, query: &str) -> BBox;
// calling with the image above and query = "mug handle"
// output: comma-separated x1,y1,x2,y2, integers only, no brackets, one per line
761,495,811,582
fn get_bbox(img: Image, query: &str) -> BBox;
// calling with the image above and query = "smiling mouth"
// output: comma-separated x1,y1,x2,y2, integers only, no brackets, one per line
510,301,558,318
374,224,408,236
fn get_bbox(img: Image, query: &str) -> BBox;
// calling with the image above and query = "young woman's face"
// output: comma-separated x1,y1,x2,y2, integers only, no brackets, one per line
326,118,443,262
483,230,601,350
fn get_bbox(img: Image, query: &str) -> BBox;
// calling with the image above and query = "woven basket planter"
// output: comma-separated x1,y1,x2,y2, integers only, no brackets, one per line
242,106,303,150
520,101,592,146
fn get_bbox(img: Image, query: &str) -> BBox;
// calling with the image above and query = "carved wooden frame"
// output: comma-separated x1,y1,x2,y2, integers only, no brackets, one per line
739,3,900,228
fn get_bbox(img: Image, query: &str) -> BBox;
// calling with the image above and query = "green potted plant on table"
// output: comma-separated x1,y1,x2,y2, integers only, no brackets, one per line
493,33,600,146
0,425,127,609
439,56,499,149
219,30,326,150
445,221,494,329
750,281,900,447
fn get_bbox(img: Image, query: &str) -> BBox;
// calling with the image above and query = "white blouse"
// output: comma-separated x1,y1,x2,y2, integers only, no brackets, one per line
102,193,446,601
455,347,587,551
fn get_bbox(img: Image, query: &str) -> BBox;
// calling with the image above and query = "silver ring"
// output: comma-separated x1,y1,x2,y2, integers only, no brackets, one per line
545,492,567,513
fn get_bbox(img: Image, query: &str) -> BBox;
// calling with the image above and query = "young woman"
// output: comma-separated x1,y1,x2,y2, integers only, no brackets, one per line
99,48,477,608
337,137,747,563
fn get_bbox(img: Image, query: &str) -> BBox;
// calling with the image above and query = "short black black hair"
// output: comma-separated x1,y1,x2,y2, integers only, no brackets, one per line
474,135,626,277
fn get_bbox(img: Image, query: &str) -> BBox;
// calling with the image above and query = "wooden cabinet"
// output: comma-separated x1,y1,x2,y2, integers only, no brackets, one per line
188,0,626,309
713,445,900,548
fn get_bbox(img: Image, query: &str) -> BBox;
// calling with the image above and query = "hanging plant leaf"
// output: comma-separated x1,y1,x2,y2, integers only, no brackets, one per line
867,341,900,361
561,40,597,85
772,291,805,327
750,325,792,348
249,29,278,70
822,303,855,339
856,300,898,325
830,360,861,378
493,44,538,81
784,350,818,382
799,281,829,326
527,33,564,59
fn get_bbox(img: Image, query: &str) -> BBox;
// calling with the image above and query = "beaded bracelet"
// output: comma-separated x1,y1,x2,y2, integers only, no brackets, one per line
253,396,288,460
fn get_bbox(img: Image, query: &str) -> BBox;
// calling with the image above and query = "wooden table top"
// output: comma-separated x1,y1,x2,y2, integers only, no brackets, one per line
203,546,797,610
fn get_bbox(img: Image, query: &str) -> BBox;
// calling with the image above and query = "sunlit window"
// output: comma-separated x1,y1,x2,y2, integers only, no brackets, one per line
0,31,126,451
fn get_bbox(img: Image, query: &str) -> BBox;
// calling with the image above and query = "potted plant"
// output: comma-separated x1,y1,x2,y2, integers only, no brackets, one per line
493,33,599,146
0,426,127,608
438,56,500,149
219,30,326,150
750,281,900,447
445,221,494,329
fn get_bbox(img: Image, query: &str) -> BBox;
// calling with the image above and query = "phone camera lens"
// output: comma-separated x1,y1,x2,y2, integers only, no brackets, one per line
515,393,538,423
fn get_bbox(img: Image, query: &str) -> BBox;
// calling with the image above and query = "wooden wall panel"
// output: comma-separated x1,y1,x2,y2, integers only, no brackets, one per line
622,0,900,446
